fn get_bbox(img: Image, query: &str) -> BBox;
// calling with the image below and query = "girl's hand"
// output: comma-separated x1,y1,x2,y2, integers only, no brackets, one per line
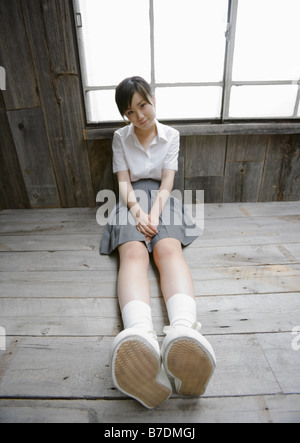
135,210,158,238
148,213,159,229
144,214,159,245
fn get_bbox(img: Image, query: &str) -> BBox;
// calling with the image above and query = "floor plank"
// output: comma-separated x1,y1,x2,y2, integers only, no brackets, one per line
0,334,283,399
0,264,299,299
1,214,300,250
0,395,299,423
0,243,299,273
0,293,300,337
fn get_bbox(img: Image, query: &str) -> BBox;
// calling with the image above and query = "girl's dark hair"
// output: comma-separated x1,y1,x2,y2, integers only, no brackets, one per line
115,77,153,118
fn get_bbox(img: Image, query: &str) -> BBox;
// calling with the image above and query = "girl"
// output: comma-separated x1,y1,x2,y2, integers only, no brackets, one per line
100,77,216,409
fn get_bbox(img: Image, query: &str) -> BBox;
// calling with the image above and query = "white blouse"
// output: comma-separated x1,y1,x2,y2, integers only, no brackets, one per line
112,120,180,182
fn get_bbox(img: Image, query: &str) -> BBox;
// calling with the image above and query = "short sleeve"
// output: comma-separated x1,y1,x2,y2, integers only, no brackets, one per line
112,132,128,174
162,131,180,171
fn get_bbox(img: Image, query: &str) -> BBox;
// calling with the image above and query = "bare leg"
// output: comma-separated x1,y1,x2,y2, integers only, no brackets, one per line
112,241,172,409
154,239,216,398
117,241,151,311
153,238,195,303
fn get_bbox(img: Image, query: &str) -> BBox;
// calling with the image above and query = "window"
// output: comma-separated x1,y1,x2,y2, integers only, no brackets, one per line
73,0,300,124
226,0,300,119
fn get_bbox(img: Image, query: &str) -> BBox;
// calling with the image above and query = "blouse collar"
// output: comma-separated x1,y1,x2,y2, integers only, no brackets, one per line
125,119,168,143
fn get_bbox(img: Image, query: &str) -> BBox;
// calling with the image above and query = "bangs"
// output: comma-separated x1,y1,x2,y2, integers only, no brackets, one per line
115,77,152,117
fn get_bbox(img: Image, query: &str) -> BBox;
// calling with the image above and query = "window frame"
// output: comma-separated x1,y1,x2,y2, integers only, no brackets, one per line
223,0,300,121
73,0,300,137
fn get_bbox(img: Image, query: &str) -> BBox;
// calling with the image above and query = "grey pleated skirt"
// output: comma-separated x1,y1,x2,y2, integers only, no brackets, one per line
100,179,202,255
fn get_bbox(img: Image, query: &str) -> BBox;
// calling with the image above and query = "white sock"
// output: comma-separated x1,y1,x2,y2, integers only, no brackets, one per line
122,300,154,332
166,294,197,329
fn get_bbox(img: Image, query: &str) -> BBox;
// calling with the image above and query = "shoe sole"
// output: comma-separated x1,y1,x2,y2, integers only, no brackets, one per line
113,338,171,409
166,338,215,396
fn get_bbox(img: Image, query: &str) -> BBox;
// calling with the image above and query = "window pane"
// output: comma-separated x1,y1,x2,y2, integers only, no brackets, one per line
229,85,299,118
86,90,120,123
76,0,151,87
232,0,300,81
154,0,228,83
155,87,223,119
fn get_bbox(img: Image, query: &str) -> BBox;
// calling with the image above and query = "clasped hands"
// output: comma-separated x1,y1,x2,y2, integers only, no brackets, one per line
135,210,159,245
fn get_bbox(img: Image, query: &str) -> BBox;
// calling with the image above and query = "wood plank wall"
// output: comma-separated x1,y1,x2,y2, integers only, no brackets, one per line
0,0,94,209
0,0,299,209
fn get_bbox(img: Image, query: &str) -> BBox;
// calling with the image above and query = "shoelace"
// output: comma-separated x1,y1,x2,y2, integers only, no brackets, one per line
163,322,202,335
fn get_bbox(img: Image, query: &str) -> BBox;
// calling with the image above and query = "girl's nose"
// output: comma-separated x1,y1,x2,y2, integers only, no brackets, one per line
137,110,144,120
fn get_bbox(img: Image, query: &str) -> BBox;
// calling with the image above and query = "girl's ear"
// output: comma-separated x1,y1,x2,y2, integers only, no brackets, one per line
151,93,156,106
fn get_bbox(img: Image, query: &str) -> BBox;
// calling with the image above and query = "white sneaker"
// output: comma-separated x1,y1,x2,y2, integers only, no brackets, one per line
162,324,216,397
111,328,172,409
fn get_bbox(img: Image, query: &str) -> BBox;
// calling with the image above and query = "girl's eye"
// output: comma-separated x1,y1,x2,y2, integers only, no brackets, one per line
141,103,147,109
127,111,133,116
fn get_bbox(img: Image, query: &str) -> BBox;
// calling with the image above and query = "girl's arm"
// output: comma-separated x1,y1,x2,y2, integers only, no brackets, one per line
149,169,176,226
117,170,158,238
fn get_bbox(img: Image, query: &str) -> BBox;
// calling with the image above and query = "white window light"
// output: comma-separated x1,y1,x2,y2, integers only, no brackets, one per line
74,0,300,124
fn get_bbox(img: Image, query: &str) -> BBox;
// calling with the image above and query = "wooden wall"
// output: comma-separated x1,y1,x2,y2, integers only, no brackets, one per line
0,0,94,209
0,0,299,209
180,133,300,203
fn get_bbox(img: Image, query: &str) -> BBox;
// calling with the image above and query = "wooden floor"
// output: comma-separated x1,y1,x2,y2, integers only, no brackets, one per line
0,202,300,423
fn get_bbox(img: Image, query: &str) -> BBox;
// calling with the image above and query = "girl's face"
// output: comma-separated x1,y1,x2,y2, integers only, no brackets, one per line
125,92,156,131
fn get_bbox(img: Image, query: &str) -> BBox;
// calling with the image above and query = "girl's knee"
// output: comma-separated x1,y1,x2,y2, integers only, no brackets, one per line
119,241,149,265
153,238,182,264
